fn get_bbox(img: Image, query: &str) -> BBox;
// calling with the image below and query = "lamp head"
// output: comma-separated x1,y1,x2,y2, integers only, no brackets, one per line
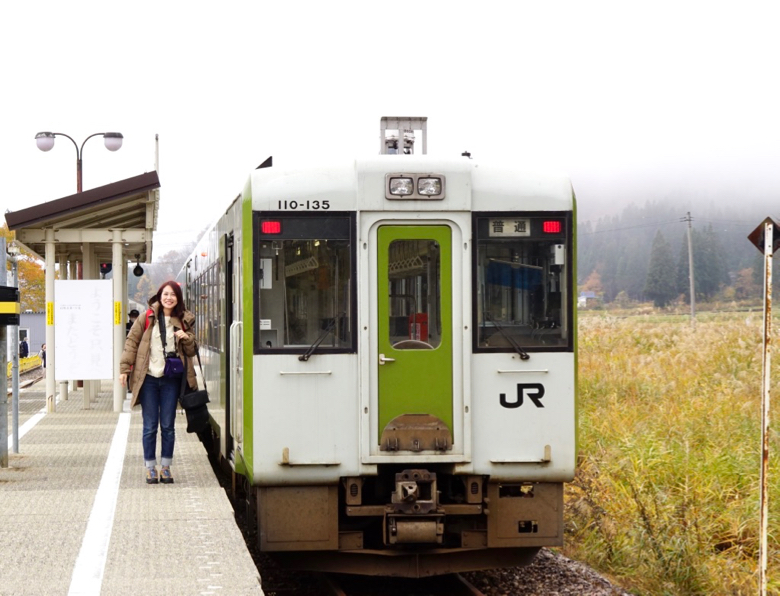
133,263,144,277
35,132,55,152
103,132,123,151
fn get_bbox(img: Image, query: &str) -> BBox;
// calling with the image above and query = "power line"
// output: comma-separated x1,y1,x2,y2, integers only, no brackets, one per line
696,218,757,226
578,219,682,235
580,217,761,236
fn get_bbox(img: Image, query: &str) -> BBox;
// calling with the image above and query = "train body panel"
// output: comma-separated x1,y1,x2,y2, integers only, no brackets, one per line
181,135,577,576
469,352,576,482
252,353,360,484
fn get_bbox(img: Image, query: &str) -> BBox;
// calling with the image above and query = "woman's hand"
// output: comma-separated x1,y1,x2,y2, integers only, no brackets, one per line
174,329,188,341
119,373,127,388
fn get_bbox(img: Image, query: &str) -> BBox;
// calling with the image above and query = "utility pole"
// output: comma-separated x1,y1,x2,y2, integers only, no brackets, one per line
747,217,779,596
682,212,696,327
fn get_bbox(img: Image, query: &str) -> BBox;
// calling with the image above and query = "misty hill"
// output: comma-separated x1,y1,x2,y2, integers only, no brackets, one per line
577,199,776,303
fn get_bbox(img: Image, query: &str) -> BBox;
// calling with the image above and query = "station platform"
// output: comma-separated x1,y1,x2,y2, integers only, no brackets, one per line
1,378,264,596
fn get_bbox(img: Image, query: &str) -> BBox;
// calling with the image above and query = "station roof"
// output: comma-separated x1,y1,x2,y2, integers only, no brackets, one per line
5,171,160,263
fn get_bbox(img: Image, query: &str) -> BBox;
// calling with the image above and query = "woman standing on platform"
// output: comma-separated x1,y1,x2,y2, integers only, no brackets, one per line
119,281,197,484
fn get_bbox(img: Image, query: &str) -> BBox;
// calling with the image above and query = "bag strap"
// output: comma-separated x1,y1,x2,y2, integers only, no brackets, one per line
179,347,205,398
156,309,189,354
158,311,169,353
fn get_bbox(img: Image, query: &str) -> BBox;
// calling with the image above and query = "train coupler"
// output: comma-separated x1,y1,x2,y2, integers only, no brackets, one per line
384,469,444,545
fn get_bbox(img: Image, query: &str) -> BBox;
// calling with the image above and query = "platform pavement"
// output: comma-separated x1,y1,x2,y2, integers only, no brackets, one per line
1,380,264,596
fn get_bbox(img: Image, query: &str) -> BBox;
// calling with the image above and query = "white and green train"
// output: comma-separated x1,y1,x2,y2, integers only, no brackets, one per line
181,118,577,577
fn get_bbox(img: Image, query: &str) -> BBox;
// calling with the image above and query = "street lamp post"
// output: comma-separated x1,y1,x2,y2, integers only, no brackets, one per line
34,130,123,412
35,131,123,193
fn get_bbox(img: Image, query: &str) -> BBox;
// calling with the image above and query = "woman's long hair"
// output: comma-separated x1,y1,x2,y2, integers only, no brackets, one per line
154,281,186,321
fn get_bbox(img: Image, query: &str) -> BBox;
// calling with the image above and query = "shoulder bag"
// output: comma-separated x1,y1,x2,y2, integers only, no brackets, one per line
158,314,185,377
180,349,210,434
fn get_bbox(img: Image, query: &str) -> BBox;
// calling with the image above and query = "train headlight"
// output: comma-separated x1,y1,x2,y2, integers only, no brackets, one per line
417,177,442,196
389,177,414,196
385,173,446,200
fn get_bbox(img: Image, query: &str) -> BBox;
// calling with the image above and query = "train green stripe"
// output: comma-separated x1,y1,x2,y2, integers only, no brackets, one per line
237,179,254,480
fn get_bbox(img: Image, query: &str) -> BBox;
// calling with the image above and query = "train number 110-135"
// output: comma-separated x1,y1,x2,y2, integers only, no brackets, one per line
277,200,330,210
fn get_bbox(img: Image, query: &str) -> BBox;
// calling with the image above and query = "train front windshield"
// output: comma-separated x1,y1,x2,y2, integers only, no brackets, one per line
254,214,355,353
474,213,571,351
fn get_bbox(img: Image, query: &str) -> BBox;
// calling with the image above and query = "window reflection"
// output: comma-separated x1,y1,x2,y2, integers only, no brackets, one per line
388,239,441,350
476,216,568,349
258,238,352,349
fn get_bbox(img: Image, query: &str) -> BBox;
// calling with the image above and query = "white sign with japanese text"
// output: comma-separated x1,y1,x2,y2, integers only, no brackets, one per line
54,280,113,380
488,218,531,237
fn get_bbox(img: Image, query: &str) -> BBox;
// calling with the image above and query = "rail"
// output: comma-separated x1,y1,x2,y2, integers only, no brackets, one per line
318,572,486,596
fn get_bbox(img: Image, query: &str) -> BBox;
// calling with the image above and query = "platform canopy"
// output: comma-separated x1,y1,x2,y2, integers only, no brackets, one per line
4,171,160,414
5,171,160,263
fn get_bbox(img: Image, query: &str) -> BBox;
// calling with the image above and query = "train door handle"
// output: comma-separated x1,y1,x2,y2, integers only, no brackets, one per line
379,353,396,365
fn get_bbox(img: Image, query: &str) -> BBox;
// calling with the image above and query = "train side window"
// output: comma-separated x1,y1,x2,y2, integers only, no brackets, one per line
473,214,571,352
254,213,356,355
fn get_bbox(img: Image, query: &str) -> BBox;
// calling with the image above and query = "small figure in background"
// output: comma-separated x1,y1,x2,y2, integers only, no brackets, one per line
19,338,29,358
38,344,46,368
126,309,140,336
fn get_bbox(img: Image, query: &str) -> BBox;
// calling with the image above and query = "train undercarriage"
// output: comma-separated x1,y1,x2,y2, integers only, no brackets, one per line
240,465,563,577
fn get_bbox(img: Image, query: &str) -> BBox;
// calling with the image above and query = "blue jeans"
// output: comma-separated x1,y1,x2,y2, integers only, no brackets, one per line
139,374,180,468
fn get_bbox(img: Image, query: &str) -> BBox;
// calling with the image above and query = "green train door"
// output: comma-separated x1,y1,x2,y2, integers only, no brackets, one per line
377,226,453,451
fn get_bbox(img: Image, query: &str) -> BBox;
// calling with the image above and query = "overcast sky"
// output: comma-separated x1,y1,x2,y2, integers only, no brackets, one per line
2,0,778,256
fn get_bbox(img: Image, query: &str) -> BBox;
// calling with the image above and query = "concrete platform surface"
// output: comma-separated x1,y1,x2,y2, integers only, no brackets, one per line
1,381,263,596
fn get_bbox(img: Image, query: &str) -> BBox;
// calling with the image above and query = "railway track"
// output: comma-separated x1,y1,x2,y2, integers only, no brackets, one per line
6,367,44,394
317,572,486,596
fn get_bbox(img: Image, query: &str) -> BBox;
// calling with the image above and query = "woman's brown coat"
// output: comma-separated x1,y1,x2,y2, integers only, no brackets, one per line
119,303,198,409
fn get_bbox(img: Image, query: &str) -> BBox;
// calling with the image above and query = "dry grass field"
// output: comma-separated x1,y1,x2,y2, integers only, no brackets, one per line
565,312,779,595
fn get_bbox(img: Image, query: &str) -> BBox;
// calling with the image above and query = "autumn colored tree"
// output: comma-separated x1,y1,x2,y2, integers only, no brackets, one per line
580,269,603,295
734,267,760,300
17,258,46,311
1,223,46,311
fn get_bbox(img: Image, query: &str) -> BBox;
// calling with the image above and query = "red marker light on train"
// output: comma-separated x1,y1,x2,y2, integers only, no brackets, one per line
261,221,282,234
543,221,561,233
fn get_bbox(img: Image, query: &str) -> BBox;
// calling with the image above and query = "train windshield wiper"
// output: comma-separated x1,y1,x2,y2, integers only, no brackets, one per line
299,316,339,362
485,313,530,360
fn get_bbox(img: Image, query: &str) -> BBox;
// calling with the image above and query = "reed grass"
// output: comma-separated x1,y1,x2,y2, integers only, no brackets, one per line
566,313,779,595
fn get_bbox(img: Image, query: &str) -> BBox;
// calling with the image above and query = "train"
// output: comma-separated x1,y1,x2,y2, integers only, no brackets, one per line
179,117,577,577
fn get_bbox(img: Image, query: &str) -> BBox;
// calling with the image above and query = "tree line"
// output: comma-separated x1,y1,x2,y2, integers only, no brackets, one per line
578,201,776,307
